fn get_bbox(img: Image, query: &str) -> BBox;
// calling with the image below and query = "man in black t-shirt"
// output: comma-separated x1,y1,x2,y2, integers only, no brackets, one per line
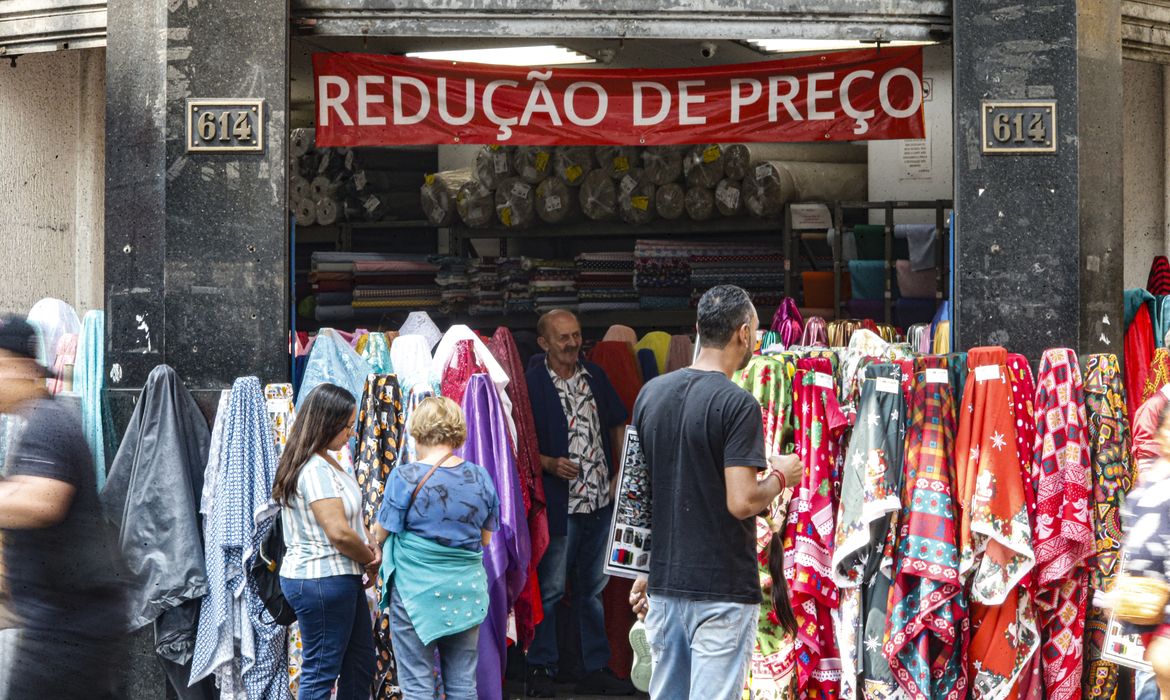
629,286,802,699
0,315,127,699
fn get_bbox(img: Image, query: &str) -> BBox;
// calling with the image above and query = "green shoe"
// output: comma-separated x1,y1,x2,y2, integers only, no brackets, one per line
628,620,652,693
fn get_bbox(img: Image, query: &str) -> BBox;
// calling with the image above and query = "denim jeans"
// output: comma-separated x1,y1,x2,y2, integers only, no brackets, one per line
527,504,613,673
280,574,376,700
643,593,758,700
1137,671,1160,700
389,586,480,700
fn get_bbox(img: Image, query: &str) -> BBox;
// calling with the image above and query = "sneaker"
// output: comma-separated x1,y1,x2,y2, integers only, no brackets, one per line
527,666,557,698
575,668,637,696
628,620,652,693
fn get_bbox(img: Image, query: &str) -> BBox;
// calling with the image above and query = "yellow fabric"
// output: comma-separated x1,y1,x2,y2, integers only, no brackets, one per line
636,331,672,374
933,321,951,354
355,333,369,355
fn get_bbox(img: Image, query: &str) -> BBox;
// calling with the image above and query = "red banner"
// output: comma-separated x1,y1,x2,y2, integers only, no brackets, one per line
313,47,924,147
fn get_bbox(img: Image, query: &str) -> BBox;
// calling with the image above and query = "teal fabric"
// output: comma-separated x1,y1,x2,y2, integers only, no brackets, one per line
360,333,394,374
848,260,890,301
74,310,114,490
379,531,488,645
1157,296,1170,349
1125,288,1156,330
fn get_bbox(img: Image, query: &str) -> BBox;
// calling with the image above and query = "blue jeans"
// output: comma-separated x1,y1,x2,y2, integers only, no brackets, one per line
527,504,613,673
644,593,758,700
280,574,376,700
1137,671,1160,700
389,585,480,699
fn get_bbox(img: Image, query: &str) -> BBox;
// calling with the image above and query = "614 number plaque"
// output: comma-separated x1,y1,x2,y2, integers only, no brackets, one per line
981,100,1056,155
186,99,265,153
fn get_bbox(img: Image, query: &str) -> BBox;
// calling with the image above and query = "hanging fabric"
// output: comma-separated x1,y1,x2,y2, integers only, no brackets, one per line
635,331,672,375
782,357,847,700
361,332,394,374
833,363,906,700
884,357,967,700
1031,349,1094,700
47,333,78,394
353,373,407,700
26,297,80,371
1148,255,1170,296
771,298,804,349
391,334,436,468
399,311,443,349
190,377,285,700
636,348,659,382
74,310,114,489
1124,289,1157,423
1083,354,1136,700
734,355,796,459
665,334,694,373
801,316,829,347
297,327,373,408
432,324,517,445
1142,347,1170,405
458,374,532,700
602,324,638,345
954,347,1037,700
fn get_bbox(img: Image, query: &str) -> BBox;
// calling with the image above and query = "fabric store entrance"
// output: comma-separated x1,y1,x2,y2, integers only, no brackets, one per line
286,32,955,698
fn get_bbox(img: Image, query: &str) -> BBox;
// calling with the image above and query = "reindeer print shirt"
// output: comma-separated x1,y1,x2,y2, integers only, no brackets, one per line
378,459,500,552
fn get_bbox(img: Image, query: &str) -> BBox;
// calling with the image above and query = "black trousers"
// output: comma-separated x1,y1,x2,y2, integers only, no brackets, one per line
6,627,126,700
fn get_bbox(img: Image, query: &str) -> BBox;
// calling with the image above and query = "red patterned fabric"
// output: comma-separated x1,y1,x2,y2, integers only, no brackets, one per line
1149,255,1170,295
488,328,550,650
1031,350,1094,700
439,339,487,406
1125,304,1156,424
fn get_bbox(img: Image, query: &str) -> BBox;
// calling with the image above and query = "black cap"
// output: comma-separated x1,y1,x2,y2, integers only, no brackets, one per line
0,315,39,361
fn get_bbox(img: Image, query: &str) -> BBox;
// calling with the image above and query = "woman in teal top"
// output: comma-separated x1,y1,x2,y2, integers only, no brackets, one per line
374,396,499,700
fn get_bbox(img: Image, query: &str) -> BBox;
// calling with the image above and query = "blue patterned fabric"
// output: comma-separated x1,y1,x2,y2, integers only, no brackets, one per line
74,310,113,490
296,328,372,409
361,332,394,375
191,377,288,699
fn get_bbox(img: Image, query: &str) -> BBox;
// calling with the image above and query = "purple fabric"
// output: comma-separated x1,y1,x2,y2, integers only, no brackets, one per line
458,373,531,699
771,297,805,348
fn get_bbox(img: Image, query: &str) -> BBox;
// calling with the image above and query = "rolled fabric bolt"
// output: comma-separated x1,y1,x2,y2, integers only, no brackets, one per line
595,145,642,179
654,182,686,220
420,168,473,227
316,197,341,226
290,174,311,201
554,146,596,186
474,145,514,190
511,146,555,185
310,175,341,200
617,169,657,225
535,176,579,225
641,145,686,186
684,144,724,189
495,176,536,229
295,198,317,227
714,178,744,217
316,148,346,178
579,169,618,221
289,127,315,158
684,186,716,221
344,146,437,173
721,142,867,179
456,180,495,228
744,161,868,218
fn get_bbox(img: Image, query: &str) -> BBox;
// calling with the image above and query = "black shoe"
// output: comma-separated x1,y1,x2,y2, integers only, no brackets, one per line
575,668,637,696
527,666,557,698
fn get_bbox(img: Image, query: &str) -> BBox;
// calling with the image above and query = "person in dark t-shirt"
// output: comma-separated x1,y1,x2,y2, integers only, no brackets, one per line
0,315,127,699
629,286,803,699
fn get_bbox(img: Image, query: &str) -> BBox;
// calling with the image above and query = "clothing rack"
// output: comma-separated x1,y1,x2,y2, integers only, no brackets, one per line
831,200,953,324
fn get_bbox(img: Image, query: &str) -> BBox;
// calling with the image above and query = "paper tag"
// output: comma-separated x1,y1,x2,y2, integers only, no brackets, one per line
499,206,513,226
424,173,436,185
534,151,550,173
354,170,368,191
511,182,531,198
875,377,899,394
614,156,630,173
621,176,638,195
267,398,290,415
546,195,562,212
703,145,721,163
718,186,740,210
363,195,380,212
345,150,355,170
974,364,1001,382
631,195,649,211
814,372,834,390
495,152,509,173
473,181,492,199
566,165,583,183
755,163,773,181
925,368,949,384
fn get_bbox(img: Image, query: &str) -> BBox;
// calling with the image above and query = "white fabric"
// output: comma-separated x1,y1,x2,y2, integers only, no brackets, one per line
399,311,443,349
430,324,517,446
390,334,434,392
26,297,80,370
200,390,232,518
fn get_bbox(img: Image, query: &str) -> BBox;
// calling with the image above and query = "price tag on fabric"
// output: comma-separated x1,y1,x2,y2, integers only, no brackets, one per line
621,176,638,195
495,152,510,173
974,364,1001,382
614,156,630,173
875,377,899,394
511,182,531,198
345,150,356,170
631,196,650,211
364,195,380,212
718,187,740,210
703,145,721,163
424,173,436,185
546,195,562,212
925,368,949,384
566,165,583,183
814,372,834,390
354,170,368,191
755,163,774,181
535,151,550,173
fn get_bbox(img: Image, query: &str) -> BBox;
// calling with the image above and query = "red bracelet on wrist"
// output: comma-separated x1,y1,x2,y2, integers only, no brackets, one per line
767,469,786,491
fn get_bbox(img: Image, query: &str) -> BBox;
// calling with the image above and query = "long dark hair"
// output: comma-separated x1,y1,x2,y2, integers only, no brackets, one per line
768,527,798,635
272,383,357,506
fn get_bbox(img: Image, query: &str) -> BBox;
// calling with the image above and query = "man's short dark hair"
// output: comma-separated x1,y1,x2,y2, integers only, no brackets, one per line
696,285,755,349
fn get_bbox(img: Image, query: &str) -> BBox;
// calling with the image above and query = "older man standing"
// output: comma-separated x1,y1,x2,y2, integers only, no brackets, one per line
525,309,634,697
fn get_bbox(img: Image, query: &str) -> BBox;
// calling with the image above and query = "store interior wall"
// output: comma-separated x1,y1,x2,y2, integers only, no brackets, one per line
867,43,953,224
0,48,105,315
1123,58,1167,290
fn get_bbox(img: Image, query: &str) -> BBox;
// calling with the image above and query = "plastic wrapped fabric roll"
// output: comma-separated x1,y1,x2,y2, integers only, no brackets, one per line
579,169,618,221
456,180,495,228
535,177,579,225
554,146,596,186
744,161,868,218
316,197,341,226
595,145,642,179
684,144,725,188
714,178,744,217
617,169,657,225
495,177,537,229
474,146,515,190
310,175,341,200
654,182,686,220
289,128,315,158
420,169,473,227
290,174,311,202
641,145,686,186
721,142,868,179
684,186,716,221
295,198,317,227
511,146,556,184
316,148,347,178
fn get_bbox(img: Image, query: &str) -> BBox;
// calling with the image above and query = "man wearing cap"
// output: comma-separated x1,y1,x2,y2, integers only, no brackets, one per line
0,315,127,698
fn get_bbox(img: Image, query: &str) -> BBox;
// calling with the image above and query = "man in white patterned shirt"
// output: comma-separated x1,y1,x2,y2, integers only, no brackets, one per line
525,309,634,697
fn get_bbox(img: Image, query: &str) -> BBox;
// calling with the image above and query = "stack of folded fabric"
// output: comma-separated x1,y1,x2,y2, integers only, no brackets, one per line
469,258,504,316
525,258,578,313
689,247,785,308
350,256,442,314
634,240,697,311
435,257,471,315
499,257,534,315
310,252,359,322
576,252,639,312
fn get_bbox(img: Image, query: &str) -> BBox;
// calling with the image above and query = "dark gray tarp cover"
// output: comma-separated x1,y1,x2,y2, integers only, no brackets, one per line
101,364,210,639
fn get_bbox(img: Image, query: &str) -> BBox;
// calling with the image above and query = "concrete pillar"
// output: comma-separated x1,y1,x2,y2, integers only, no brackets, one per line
953,0,1124,358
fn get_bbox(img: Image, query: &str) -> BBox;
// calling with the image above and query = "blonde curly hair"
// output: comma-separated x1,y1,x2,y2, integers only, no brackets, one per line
409,396,467,448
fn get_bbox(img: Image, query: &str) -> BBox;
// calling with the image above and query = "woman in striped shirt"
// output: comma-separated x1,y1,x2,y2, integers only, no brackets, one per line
272,383,379,700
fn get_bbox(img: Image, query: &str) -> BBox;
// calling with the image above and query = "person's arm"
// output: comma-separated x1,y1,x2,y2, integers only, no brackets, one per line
540,454,580,480
629,574,649,620
0,475,74,529
372,523,390,546
725,466,784,520
310,498,375,565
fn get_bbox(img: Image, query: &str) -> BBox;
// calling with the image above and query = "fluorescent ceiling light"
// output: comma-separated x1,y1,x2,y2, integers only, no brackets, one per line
748,39,935,54
406,45,594,66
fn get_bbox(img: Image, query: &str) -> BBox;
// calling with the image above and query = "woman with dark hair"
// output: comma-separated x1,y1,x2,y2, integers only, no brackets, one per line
272,382,378,700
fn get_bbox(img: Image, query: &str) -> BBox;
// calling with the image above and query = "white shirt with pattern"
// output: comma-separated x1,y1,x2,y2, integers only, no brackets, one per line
280,454,366,579
548,361,611,514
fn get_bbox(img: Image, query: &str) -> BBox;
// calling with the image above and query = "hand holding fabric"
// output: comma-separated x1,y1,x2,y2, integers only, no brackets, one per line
629,575,649,620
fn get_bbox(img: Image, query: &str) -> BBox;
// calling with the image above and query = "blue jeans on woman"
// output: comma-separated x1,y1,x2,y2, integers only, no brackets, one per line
389,585,481,699
280,574,376,700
